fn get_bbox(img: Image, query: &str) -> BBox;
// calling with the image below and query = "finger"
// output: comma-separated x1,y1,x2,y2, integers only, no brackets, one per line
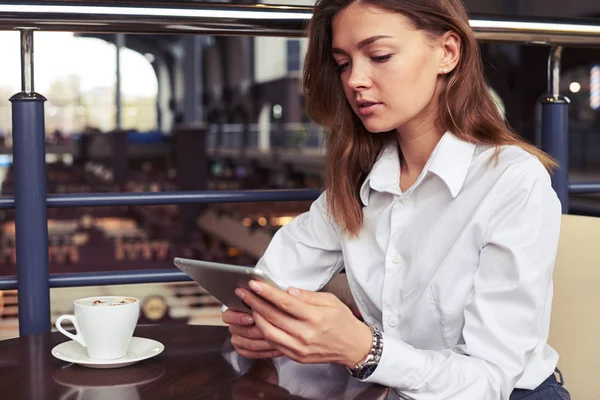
253,311,304,354
242,281,314,320
229,324,264,340
252,313,323,364
222,309,255,325
231,335,278,352
236,348,283,360
239,290,306,335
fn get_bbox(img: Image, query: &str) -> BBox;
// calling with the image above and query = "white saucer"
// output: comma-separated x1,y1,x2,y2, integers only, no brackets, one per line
51,337,164,369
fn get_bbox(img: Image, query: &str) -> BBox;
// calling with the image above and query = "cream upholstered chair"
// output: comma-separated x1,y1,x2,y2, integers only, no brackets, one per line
323,214,600,399
548,214,600,400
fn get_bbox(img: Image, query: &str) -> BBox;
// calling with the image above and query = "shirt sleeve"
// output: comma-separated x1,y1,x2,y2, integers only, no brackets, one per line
362,158,562,400
255,192,345,291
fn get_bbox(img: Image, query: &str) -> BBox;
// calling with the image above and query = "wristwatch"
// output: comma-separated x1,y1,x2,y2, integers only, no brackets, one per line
347,324,383,380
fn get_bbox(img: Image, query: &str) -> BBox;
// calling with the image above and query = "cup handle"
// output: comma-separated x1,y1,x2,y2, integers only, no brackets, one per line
55,315,86,348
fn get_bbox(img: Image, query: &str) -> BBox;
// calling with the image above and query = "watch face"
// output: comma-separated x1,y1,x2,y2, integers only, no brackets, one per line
357,364,378,380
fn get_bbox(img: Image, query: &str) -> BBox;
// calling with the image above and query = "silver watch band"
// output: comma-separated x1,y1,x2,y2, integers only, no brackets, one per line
347,324,383,379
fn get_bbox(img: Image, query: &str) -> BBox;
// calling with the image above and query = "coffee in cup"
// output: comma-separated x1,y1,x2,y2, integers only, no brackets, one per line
55,296,140,360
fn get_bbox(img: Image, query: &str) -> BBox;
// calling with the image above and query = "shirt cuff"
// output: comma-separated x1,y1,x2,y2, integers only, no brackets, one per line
361,332,426,390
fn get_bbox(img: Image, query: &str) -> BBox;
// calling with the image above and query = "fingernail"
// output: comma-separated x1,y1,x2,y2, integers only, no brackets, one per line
243,315,254,324
289,288,301,298
235,288,245,298
249,280,262,292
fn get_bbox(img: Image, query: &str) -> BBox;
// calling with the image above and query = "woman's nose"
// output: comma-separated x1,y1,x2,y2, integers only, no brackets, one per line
347,64,371,90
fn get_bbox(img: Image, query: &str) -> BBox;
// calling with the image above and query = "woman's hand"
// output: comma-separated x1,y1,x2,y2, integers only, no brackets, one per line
235,281,372,368
222,309,283,359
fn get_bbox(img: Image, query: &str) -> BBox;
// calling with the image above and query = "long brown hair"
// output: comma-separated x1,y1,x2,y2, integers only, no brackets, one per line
303,0,557,236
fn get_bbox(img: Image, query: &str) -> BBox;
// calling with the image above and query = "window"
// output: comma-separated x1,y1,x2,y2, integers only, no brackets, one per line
0,32,158,142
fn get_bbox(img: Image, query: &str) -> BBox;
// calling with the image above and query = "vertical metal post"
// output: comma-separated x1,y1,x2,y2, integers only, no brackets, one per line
9,29,50,335
20,30,34,94
115,33,124,130
540,46,570,213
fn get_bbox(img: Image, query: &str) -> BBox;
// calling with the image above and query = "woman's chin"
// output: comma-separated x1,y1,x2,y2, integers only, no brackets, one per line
361,121,396,134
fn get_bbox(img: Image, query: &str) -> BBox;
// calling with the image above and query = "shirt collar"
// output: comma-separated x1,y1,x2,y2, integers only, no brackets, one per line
359,132,476,206
359,142,400,206
428,132,476,198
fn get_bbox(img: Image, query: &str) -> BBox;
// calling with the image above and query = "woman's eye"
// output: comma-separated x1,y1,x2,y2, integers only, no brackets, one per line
371,54,393,63
337,62,350,72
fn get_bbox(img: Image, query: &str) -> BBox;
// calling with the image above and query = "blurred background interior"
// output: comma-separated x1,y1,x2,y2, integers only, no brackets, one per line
0,0,600,344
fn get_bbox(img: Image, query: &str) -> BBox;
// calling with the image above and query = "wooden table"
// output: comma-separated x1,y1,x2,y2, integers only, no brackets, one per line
0,324,387,399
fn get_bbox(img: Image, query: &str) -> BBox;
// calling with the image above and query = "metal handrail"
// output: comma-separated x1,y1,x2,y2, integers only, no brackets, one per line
0,189,322,209
1,175,597,205
1,2,600,45
568,182,600,194
0,269,192,291
0,1,312,37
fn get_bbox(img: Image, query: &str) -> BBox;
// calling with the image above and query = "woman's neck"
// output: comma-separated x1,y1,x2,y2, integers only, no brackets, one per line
396,126,444,192
397,126,444,175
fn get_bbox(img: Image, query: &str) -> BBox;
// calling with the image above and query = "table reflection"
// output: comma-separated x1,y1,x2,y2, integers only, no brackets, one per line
0,325,393,399
53,362,164,400
221,337,389,400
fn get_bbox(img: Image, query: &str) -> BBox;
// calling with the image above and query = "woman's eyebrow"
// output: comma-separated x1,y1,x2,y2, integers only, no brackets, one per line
332,35,393,55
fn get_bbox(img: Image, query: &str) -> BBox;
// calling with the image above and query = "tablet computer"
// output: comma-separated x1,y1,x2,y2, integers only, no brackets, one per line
173,257,284,313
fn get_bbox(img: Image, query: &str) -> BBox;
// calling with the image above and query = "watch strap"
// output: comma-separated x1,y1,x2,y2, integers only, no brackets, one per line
347,324,383,379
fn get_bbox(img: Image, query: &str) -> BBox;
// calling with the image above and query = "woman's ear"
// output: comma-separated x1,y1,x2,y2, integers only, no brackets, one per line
438,31,461,75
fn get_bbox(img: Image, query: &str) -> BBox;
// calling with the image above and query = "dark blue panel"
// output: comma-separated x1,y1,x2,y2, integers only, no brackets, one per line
287,39,301,72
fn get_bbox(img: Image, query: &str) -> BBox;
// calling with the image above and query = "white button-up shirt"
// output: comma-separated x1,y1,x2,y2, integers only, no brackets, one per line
256,132,561,399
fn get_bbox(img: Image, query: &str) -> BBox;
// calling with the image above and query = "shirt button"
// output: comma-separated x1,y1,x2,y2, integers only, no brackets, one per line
388,317,399,327
399,198,407,204
392,254,402,264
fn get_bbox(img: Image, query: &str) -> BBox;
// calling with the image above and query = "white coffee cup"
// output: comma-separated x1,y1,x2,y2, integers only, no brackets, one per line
55,296,140,360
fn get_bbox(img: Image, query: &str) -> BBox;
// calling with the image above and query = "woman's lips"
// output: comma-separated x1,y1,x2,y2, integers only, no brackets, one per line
357,102,382,115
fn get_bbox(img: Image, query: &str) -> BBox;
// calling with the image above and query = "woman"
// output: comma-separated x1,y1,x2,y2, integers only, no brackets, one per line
223,0,571,399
